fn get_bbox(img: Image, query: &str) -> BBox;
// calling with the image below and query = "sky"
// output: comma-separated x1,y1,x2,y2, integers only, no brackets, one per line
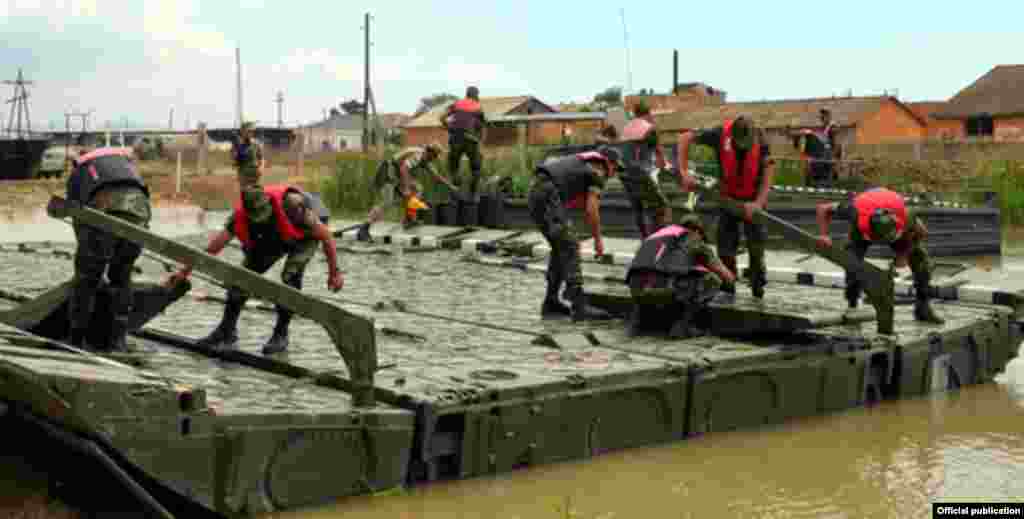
2,0,1022,131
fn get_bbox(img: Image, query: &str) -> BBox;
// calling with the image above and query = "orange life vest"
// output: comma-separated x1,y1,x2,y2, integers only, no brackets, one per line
234,184,306,249
852,188,907,241
719,119,762,199
447,98,483,132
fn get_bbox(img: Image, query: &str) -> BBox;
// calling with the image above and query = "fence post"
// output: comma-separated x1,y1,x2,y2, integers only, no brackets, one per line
176,151,183,194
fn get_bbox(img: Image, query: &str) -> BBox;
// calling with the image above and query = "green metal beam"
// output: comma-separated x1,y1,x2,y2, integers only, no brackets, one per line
46,196,379,407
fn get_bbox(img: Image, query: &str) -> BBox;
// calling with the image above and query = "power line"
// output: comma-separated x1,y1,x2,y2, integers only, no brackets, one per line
620,8,632,95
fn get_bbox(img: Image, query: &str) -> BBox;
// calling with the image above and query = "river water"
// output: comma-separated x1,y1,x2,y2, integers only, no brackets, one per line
2,208,1023,519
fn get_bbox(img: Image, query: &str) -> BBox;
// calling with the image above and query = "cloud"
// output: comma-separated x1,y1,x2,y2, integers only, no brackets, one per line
141,0,233,61
271,48,415,83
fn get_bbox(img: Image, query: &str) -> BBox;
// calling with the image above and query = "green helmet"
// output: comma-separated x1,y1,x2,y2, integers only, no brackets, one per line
633,99,651,117
869,209,900,242
679,213,706,235
731,116,754,151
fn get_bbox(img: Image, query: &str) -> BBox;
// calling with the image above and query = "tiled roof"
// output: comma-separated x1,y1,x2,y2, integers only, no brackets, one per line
933,65,1024,119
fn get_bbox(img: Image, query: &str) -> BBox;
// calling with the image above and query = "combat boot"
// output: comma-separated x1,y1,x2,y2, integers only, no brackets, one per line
668,306,702,339
262,328,289,355
626,306,644,337
356,223,373,243
262,314,291,355
714,284,736,305
198,297,242,350
914,271,945,325
107,320,133,353
68,328,89,349
540,273,571,319
914,300,945,325
568,290,611,322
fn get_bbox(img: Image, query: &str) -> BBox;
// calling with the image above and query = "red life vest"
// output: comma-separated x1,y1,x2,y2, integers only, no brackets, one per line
234,184,307,249
446,98,483,132
852,188,907,241
719,119,762,199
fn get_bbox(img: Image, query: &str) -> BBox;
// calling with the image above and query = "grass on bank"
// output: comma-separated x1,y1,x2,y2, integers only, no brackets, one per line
144,145,1024,226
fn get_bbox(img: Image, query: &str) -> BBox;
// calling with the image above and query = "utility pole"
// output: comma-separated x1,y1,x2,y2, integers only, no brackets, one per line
362,12,371,151
236,46,243,128
168,107,174,130
620,8,632,95
275,91,284,128
3,68,35,138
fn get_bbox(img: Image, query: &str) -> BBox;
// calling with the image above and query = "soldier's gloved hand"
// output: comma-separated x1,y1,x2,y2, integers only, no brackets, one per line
892,254,909,269
164,269,190,288
816,235,833,249
593,238,605,258
328,271,344,292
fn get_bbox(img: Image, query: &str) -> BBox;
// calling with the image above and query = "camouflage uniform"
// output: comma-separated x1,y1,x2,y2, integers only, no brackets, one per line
627,223,726,338
443,97,486,197
233,131,271,222
219,191,323,338
619,120,670,237
373,147,438,208
67,152,152,351
691,126,772,298
528,155,609,319
833,200,931,308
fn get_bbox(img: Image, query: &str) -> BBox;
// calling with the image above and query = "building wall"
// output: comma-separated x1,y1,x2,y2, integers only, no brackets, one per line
625,89,724,115
996,117,1024,142
854,99,926,144
926,119,963,139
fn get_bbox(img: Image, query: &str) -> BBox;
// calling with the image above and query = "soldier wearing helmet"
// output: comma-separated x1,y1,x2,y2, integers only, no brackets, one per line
528,145,624,321
233,121,272,223
356,143,453,241
625,213,735,339
815,187,943,324
441,86,487,200
618,99,673,238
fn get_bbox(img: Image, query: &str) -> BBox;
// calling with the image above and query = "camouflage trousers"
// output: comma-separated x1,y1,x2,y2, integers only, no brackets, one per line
628,270,722,333
448,134,483,195
70,212,148,332
620,168,670,236
717,207,766,294
845,236,931,305
528,180,583,300
227,237,318,325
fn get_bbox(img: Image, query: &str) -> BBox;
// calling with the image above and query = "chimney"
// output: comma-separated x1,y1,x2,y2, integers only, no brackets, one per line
672,49,679,95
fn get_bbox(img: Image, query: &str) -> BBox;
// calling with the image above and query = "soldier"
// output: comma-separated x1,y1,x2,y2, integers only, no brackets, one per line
356,143,452,241
796,108,838,186
441,86,487,199
233,121,271,222
677,116,775,301
618,100,679,238
529,146,625,321
815,187,944,324
65,147,152,351
170,184,344,354
626,214,736,338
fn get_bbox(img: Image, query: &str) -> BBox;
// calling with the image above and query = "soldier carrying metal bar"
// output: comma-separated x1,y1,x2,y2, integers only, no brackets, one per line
626,214,736,339
815,187,944,324
169,184,344,354
65,146,152,351
677,116,776,302
529,146,624,321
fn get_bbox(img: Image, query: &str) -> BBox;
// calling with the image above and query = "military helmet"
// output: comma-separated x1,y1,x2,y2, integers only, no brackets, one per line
679,213,706,235
596,145,626,173
633,99,651,117
869,208,900,242
731,116,755,151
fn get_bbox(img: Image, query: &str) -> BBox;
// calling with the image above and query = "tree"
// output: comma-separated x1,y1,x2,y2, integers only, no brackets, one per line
592,86,623,110
414,93,458,116
340,99,366,115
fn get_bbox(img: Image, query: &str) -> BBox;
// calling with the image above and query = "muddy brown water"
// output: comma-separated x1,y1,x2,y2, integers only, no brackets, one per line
2,209,1024,519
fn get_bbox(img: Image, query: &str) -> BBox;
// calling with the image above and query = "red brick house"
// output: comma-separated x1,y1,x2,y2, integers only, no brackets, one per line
931,65,1024,141
653,95,928,150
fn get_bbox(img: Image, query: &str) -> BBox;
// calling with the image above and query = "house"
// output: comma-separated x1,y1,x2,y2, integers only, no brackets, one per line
296,112,409,152
402,96,557,147
932,65,1024,141
906,101,950,138
653,95,928,151
624,83,727,115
